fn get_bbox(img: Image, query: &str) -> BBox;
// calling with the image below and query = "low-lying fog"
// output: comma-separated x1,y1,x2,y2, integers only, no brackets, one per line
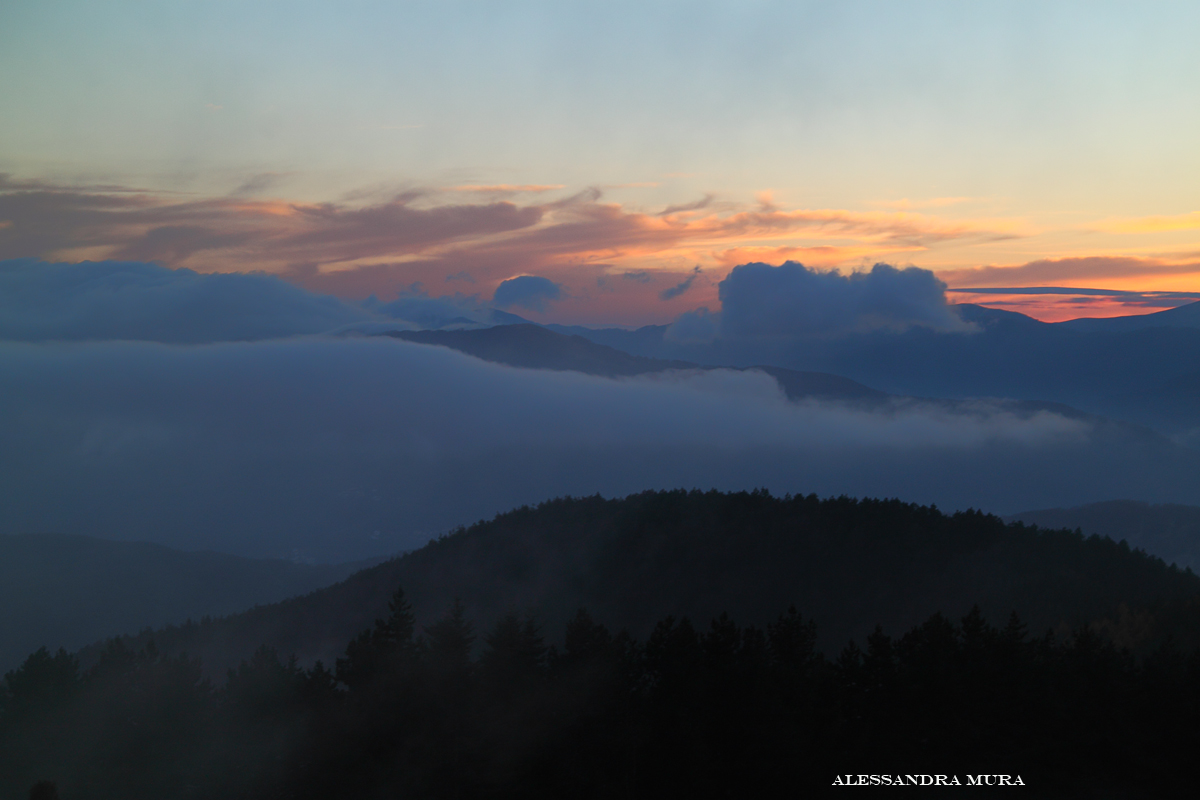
3,334,1197,562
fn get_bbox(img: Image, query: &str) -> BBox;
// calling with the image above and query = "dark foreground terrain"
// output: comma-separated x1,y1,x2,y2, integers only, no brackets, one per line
5,591,1200,798
6,490,1200,798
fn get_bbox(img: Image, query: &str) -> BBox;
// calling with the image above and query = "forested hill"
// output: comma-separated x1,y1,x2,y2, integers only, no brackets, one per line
98,490,1200,674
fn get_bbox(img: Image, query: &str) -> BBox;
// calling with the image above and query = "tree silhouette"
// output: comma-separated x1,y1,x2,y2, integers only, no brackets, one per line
480,612,545,695
424,598,475,678
335,586,418,690
2,648,79,721
28,781,59,800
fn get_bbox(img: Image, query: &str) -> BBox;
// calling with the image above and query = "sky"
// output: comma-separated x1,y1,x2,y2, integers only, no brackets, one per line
3,1,1200,324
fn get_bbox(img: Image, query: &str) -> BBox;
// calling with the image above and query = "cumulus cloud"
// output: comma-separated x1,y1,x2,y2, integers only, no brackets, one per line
492,275,563,312
0,259,369,343
717,261,972,338
664,307,720,343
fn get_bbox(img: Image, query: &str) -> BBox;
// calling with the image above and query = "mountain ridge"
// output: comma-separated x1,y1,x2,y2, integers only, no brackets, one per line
1055,299,1200,332
536,305,1200,437
83,490,1200,677
382,324,891,403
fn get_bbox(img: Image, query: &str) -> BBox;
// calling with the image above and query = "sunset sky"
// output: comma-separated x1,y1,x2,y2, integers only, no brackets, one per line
3,1,1199,324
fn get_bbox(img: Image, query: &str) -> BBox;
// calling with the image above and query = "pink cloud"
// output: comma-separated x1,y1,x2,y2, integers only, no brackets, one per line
0,177,1032,315
940,256,1200,288
443,184,565,193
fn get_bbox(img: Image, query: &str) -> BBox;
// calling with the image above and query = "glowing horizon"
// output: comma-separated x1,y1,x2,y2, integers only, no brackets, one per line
2,2,1198,325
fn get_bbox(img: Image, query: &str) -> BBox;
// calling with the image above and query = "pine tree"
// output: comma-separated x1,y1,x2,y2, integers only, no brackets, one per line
336,586,419,690
425,598,475,677
481,612,546,693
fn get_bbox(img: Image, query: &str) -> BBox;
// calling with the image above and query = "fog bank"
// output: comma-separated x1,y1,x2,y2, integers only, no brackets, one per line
2,336,1196,562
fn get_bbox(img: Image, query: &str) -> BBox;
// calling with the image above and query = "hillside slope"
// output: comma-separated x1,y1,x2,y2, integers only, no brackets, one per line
96,490,1200,675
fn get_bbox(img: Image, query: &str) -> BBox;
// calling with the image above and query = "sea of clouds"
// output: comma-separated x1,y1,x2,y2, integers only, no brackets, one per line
3,258,1198,562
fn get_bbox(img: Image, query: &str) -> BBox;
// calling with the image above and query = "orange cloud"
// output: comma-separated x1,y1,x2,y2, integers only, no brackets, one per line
947,288,1200,323
1095,211,1200,234
15,175,1200,326
939,256,1200,289
444,184,565,193
0,177,1031,303
679,207,1028,248
950,292,1139,322
711,244,920,268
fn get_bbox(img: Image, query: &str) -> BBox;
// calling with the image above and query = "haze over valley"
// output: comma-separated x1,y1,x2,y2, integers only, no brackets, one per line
5,259,1200,565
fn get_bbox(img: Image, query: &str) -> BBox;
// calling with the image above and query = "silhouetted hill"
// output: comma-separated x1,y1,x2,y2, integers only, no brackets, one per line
545,321,671,353
1056,300,1200,332
0,533,383,672
747,364,889,403
101,490,1200,675
1007,500,1200,570
953,301,1056,334
386,324,1162,422
383,324,891,403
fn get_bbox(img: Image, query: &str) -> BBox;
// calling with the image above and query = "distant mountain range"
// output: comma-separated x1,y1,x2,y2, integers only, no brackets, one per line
0,534,385,672
1056,300,1200,332
90,490,1200,677
537,303,1200,440
381,324,1187,441
1008,500,1200,571
382,324,889,404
